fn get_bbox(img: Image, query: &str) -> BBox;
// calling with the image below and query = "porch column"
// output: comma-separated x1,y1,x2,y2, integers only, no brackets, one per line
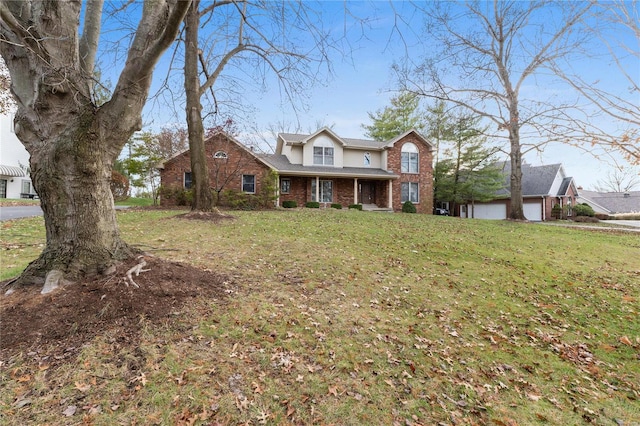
315,176,320,202
353,178,358,204
388,180,393,208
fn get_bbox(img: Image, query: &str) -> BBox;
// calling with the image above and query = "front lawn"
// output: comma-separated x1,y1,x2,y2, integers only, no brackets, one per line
1,210,638,425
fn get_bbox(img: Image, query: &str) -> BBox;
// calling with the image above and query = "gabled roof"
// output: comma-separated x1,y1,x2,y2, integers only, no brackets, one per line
496,162,573,197
277,128,432,153
158,130,274,170
383,129,434,151
578,190,640,214
0,164,26,177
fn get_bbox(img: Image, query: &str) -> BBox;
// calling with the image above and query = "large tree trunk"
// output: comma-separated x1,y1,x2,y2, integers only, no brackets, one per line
1,0,191,290
21,110,135,284
508,127,526,220
184,0,215,212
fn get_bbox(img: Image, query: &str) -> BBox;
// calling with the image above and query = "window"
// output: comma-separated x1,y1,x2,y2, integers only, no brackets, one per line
313,140,334,165
364,152,371,166
401,143,419,173
21,180,31,194
401,182,419,203
280,178,291,194
184,172,192,189
213,151,228,159
242,174,256,193
311,179,333,203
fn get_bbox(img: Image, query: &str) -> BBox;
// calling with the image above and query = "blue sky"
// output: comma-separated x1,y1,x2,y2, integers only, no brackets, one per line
127,1,639,191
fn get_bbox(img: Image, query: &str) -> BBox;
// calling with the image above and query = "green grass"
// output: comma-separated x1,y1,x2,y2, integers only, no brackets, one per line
1,210,639,425
114,197,155,207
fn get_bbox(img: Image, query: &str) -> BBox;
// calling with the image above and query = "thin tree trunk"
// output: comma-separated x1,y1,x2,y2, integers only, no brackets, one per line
508,108,525,220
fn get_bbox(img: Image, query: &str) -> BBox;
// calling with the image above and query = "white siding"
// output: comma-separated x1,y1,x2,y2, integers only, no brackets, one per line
302,134,343,167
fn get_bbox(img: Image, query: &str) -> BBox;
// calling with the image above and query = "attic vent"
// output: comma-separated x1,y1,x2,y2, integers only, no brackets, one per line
623,192,630,198
213,151,228,159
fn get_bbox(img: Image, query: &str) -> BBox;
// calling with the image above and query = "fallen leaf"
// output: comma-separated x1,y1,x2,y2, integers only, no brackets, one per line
62,405,77,417
75,381,91,392
619,336,632,346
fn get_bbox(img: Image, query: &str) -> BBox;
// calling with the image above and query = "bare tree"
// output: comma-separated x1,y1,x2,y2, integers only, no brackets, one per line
552,1,639,165
595,165,640,193
396,1,592,220
0,0,190,290
182,0,337,213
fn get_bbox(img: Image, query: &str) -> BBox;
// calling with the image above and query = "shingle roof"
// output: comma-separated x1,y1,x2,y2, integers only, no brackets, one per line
496,162,567,197
258,154,399,179
0,164,26,177
578,190,640,214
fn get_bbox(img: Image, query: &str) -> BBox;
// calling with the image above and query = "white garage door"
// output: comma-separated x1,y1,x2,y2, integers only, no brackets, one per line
524,201,543,221
470,203,507,220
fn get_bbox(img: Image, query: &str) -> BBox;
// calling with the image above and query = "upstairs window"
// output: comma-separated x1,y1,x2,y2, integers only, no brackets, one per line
364,152,371,166
401,142,419,173
313,139,334,166
214,151,228,159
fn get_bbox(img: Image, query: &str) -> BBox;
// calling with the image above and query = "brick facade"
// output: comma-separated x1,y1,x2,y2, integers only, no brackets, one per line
386,134,434,214
160,130,435,213
159,132,272,206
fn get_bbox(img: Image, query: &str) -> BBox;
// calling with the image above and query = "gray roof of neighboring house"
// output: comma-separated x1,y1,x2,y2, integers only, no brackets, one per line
258,154,399,179
578,189,640,214
496,162,571,197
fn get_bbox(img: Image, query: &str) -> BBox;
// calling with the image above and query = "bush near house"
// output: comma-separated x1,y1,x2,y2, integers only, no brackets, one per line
305,201,320,208
159,186,193,206
573,203,596,217
331,203,342,209
282,200,297,208
348,204,362,210
402,200,417,213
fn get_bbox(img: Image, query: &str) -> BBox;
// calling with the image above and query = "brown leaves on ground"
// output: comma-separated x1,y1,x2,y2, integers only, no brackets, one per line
0,257,233,364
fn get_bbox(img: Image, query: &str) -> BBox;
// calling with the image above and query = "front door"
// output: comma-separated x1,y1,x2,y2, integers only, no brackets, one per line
359,181,376,204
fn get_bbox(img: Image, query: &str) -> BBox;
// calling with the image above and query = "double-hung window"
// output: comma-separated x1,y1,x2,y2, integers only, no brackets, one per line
313,140,334,165
280,178,291,194
401,143,419,173
184,172,192,189
311,179,333,203
242,175,256,193
401,182,419,203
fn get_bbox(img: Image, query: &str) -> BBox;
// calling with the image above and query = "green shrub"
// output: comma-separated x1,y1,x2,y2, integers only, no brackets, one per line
159,186,193,206
282,200,297,208
551,203,563,220
221,189,259,210
305,201,320,209
402,201,417,213
348,204,362,211
573,203,595,217
331,203,342,209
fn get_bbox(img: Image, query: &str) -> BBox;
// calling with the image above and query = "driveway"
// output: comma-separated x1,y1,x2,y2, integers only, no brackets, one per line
612,220,640,228
0,205,43,221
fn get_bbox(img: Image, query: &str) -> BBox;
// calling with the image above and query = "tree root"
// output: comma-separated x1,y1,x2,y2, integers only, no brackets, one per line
124,256,150,288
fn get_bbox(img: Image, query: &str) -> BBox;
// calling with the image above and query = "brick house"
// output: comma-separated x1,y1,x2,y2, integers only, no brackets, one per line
159,127,434,213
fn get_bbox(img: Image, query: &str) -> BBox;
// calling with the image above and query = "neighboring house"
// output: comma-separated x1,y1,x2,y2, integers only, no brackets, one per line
577,189,640,216
0,111,35,199
459,162,578,221
159,127,434,213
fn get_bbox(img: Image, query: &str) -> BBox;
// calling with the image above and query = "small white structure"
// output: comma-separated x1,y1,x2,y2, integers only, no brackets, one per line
0,111,34,199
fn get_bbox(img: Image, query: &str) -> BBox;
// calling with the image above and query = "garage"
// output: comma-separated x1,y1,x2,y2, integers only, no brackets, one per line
523,201,543,221
466,203,507,220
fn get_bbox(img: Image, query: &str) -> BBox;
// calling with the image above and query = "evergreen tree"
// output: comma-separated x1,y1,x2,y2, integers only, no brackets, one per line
363,92,424,141
434,115,504,215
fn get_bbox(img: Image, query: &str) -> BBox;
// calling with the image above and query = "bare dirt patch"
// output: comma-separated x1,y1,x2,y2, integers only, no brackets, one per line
0,257,233,364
